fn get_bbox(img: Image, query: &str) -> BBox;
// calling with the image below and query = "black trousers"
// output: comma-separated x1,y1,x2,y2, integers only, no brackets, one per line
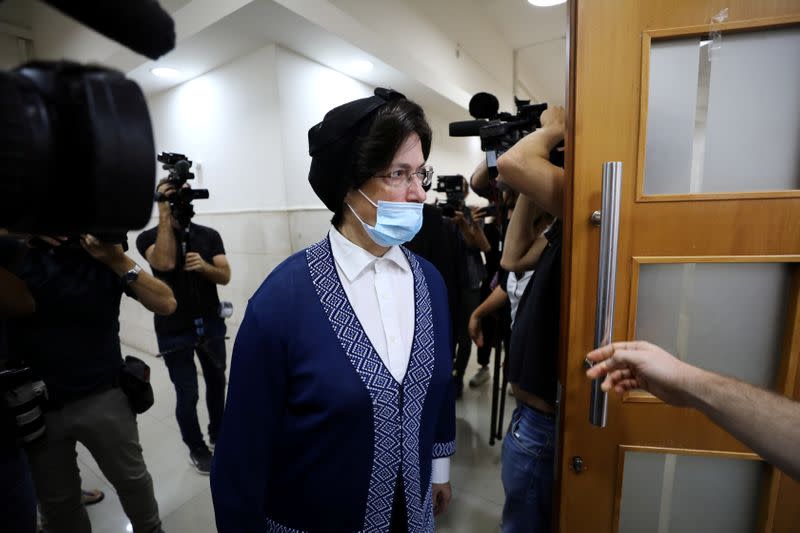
390,474,407,533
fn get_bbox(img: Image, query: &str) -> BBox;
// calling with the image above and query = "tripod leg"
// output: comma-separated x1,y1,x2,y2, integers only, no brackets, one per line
497,335,511,440
489,331,502,446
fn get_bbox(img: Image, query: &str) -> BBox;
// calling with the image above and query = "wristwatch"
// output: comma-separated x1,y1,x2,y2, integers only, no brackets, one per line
123,264,142,285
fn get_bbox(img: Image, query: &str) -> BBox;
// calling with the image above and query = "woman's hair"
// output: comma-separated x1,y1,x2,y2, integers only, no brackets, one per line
331,98,431,228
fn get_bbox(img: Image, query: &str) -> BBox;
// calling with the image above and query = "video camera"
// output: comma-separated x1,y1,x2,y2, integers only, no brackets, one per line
435,174,467,218
154,152,209,227
449,92,564,179
0,0,175,236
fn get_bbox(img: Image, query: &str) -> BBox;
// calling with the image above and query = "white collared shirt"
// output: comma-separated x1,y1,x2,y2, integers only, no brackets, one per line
328,227,450,484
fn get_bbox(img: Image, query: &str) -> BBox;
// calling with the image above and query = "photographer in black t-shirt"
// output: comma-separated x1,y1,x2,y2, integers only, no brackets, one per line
136,179,231,475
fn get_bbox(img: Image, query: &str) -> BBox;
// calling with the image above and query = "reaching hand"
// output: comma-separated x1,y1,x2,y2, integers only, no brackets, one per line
585,341,698,407
468,312,484,348
184,252,209,273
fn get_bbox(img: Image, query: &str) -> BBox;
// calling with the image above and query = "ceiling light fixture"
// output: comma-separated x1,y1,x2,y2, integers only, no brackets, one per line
150,67,182,79
527,0,567,6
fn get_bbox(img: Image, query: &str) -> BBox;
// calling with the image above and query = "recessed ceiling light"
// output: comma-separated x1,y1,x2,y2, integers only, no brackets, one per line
150,67,181,79
527,0,567,6
349,60,374,74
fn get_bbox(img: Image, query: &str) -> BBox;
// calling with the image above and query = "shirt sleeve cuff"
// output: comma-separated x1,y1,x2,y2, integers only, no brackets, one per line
431,457,450,484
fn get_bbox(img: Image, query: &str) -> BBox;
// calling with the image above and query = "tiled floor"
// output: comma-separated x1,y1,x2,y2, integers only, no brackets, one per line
76,345,511,532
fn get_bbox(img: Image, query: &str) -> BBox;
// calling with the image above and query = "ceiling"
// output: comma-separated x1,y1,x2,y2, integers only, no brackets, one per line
0,0,568,112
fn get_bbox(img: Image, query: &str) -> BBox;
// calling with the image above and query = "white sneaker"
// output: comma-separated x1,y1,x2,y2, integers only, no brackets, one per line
468,367,490,388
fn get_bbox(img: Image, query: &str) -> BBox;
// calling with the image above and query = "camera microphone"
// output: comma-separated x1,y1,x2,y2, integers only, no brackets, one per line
43,0,175,60
469,92,499,119
449,120,486,137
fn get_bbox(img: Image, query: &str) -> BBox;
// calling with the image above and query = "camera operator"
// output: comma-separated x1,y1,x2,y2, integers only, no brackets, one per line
136,178,231,475
466,164,513,387
407,203,463,337
450,182,491,398
493,105,566,533
5,232,175,533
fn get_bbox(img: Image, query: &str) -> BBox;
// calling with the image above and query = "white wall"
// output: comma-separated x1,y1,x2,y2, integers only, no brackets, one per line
147,44,287,212
516,38,568,106
122,44,292,356
329,0,513,110
120,42,483,355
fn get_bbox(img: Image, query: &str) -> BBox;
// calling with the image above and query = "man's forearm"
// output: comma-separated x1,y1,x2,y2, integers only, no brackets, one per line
150,211,178,271
501,194,540,271
104,255,177,315
688,368,800,480
473,285,508,320
470,160,491,198
197,264,231,285
497,125,565,217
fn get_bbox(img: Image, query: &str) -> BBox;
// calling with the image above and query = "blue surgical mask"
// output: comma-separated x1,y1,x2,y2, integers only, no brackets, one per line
347,189,423,247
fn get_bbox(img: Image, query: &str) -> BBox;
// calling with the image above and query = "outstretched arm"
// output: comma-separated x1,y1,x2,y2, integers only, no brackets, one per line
586,341,800,481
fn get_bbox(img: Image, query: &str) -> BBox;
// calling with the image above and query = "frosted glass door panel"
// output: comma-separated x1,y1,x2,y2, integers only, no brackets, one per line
644,27,800,194
619,451,764,533
635,263,790,389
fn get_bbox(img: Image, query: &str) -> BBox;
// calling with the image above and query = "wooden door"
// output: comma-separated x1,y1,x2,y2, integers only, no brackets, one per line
558,0,800,531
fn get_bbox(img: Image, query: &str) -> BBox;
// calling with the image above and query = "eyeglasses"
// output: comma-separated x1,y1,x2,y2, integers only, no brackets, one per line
373,165,434,190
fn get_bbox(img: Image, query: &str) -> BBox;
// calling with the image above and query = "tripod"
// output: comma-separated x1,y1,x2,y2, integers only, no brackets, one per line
155,221,228,369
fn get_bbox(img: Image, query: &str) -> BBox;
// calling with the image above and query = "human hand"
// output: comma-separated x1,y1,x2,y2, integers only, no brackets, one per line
468,312,484,348
157,179,177,197
540,105,566,132
471,207,488,221
452,211,467,227
157,180,176,215
184,252,208,273
27,235,69,248
80,234,125,264
432,482,451,517
585,341,697,407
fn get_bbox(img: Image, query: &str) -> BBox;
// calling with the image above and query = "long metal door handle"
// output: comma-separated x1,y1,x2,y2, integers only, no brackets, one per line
589,162,622,427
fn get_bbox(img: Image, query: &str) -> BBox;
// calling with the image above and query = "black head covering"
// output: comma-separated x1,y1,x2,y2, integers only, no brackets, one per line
308,87,405,212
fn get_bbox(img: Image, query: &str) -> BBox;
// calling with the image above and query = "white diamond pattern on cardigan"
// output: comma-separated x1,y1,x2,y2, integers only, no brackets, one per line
306,238,435,533
265,516,310,533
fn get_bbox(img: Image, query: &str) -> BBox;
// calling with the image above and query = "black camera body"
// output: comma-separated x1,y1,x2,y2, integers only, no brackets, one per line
155,152,210,227
435,174,467,218
449,92,564,179
0,367,48,445
0,1,176,237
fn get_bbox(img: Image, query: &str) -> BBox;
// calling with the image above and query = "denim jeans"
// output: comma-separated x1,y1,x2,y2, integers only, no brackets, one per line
501,403,555,533
156,317,227,452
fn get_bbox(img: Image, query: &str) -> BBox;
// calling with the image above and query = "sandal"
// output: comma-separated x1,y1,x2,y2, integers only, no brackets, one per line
81,489,105,506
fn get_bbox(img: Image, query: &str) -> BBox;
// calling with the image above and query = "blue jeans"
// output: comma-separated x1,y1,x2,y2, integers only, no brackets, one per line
0,445,36,533
501,403,555,533
156,317,227,452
